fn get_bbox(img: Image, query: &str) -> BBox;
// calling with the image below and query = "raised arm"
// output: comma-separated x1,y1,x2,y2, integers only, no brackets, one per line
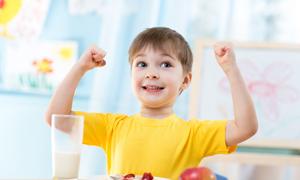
213,42,258,146
45,46,106,126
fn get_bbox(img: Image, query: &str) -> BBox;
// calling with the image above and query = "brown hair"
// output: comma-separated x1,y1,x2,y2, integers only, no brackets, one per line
128,27,193,74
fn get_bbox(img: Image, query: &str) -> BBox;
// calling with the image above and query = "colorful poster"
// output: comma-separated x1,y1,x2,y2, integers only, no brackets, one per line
3,41,78,93
0,0,50,40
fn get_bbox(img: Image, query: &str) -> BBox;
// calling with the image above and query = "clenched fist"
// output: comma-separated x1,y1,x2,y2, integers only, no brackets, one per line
213,42,237,74
77,46,106,72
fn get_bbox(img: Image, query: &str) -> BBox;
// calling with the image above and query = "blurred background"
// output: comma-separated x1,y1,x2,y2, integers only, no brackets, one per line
0,0,300,179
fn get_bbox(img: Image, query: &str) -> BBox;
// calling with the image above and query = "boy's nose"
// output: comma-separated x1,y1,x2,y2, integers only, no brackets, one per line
145,72,159,79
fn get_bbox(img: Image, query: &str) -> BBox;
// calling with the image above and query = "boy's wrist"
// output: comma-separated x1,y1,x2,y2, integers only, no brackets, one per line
72,63,87,76
224,64,240,78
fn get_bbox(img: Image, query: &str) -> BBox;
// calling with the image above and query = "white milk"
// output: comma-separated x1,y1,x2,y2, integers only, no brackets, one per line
53,151,81,179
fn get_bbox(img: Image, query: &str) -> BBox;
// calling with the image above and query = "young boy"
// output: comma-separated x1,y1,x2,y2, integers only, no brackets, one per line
45,27,258,179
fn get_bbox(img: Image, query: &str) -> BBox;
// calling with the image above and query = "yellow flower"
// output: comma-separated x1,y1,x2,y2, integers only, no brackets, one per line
32,58,53,74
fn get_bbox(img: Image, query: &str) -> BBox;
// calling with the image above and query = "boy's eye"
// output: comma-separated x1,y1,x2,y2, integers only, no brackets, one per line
136,61,147,67
161,62,172,68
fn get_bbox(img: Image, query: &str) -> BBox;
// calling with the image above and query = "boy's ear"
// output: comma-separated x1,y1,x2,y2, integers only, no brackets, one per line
182,72,192,90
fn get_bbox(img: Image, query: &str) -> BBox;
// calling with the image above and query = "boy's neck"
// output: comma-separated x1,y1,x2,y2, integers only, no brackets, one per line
140,106,174,119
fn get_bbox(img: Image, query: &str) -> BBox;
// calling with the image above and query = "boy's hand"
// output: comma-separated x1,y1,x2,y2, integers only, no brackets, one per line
213,42,237,74
77,46,106,72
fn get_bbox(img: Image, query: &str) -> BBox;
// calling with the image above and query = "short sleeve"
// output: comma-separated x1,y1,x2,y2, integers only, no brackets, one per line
192,120,237,157
73,111,112,148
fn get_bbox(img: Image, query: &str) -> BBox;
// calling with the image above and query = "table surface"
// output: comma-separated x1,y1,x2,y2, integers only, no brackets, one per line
71,174,226,180
46,175,168,180
2,174,227,180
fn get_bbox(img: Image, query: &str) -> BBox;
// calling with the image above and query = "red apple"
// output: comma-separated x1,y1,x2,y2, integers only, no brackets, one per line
180,166,216,180
0,0,5,9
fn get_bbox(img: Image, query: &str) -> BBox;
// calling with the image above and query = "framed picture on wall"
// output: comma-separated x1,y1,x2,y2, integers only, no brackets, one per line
189,40,300,149
2,41,78,94
191,41,300,180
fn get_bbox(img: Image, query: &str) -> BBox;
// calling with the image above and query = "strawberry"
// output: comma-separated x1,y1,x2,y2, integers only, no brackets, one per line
123,173,135,180
141,172,153,180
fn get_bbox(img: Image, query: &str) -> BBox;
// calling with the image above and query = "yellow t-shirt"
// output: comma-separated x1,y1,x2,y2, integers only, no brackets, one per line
74,112,236,179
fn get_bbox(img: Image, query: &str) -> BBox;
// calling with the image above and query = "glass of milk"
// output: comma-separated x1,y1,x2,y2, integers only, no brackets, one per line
51,114,84,179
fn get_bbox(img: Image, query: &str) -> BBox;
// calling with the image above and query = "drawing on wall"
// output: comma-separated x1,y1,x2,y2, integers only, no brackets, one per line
3,41,78,93
218,60,299,122
189,41,300,141
0,0,50,39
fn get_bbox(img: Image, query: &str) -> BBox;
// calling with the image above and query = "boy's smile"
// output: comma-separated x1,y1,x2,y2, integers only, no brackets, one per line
142,85,165,93
131,47,191,113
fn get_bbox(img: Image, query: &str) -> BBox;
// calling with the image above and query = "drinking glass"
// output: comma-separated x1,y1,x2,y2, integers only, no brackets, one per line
51,114,84,179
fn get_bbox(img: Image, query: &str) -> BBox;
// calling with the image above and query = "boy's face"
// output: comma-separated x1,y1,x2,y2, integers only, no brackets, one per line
131,47,191,109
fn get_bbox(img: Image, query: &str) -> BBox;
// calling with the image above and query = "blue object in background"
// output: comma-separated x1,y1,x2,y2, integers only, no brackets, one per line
216,173,228,180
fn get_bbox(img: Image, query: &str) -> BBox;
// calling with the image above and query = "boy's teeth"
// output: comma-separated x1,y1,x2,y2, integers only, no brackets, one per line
148,86,159,90
144,86,163,90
